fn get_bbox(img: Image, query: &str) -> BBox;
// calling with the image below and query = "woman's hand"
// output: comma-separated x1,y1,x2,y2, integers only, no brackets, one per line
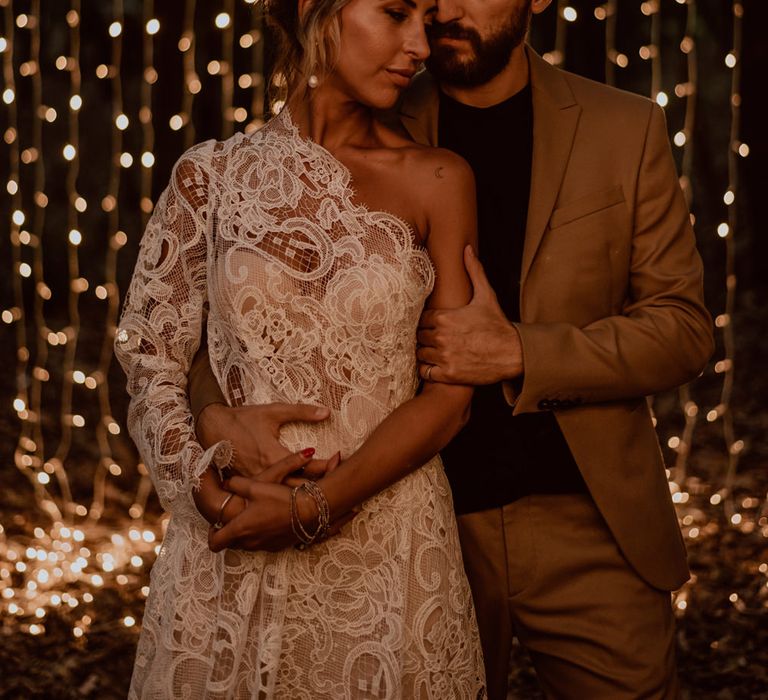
207,451,357,553
192,466,246,526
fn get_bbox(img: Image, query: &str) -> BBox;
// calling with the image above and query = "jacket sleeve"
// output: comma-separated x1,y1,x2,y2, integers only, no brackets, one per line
505,103,715,413
114,142,231,516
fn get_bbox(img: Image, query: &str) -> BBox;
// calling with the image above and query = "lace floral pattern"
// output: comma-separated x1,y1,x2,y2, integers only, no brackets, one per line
115,110,486,699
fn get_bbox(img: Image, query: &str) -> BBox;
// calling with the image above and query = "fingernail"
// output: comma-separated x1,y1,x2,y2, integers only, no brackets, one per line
314,407,329,418
301,448,316,458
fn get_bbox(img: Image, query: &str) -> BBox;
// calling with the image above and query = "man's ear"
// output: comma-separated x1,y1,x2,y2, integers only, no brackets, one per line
531,0,553,15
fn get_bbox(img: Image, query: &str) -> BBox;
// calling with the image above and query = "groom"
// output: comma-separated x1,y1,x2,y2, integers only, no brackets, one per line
188,0,713,697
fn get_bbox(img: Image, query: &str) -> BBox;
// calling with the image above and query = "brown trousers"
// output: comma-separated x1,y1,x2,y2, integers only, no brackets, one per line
457,495,680,700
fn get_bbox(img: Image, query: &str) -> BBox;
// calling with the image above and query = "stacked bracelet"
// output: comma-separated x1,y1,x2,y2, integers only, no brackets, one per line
290,481,330,548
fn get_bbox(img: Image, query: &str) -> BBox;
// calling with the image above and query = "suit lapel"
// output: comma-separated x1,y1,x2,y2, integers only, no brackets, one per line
521,48,581,292
396,50,581,304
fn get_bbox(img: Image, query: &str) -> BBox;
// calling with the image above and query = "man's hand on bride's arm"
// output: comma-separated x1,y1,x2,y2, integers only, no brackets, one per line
417,246,524,386
196,402,338,480
206,452,356,553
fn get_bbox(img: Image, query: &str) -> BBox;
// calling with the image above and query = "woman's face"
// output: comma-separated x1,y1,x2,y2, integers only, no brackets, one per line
326,0,436,109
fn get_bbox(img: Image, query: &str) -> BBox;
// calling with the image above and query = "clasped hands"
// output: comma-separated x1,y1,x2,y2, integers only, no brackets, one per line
192,402,351,553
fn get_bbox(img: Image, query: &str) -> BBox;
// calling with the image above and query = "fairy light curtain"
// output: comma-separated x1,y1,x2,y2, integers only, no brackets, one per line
0,0,761,640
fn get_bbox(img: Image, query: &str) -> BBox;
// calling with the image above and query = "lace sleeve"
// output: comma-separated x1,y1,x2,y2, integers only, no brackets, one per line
114,141,231,517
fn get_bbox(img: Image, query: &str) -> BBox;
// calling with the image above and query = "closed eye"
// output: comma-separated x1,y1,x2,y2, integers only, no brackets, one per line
385,9,408,21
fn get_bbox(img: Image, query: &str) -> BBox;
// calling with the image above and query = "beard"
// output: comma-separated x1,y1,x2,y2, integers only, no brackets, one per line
426,0,532,87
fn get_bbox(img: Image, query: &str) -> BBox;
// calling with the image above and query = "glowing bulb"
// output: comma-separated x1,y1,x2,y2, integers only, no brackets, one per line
717,223,729,238
215,13,231,29
673,131,686,147
146,19,160,35
725,52,737,68
141,152,155,168
124,616,136,627
738,143,749,157
116,114,129,130
655,92,669,107
169,114,184,131
44,107,57,122
14,398,26,412
723,190,735,206
69,95,82,111
563,6,577,22
37,472,50,485
19,263,32,278
0,38,6,53
72,414,85,427
3,88,15,104
240,34,255,49
63,144,77,161
109,21,122,37
12,210,25,226
120,153,134,168
69,229,82,246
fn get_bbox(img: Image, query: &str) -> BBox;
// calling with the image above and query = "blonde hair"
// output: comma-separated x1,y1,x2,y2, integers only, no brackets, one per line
265,0,353,100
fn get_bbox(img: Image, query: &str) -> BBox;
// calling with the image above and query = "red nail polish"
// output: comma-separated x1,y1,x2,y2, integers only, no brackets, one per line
301,448,315,458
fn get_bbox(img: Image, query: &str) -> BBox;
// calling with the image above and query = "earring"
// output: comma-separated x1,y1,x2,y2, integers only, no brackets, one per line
307,74,319,89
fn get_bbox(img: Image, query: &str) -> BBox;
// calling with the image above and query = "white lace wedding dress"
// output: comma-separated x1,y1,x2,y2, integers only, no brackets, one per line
115,108,486,699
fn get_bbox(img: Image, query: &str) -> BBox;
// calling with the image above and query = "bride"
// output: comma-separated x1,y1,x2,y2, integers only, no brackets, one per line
114,0,486,695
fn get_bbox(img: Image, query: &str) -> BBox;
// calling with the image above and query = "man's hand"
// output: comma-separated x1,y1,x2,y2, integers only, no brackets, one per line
417,246,524,385
196,402,334,479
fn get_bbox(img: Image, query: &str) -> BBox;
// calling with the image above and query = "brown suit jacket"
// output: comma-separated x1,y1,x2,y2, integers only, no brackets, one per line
189,46,714,592
397,46,713,591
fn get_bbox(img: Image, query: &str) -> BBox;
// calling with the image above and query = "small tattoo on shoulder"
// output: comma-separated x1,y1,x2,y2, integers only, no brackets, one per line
434,166,444,179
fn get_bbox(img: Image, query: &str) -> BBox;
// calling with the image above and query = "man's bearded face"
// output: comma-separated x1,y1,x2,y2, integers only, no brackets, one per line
426,0,532,87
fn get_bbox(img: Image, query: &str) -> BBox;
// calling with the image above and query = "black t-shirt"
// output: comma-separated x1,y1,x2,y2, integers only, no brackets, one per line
437,85,587,514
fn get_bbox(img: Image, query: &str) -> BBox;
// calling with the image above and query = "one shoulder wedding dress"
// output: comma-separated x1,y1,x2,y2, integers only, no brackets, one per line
115,109,485,699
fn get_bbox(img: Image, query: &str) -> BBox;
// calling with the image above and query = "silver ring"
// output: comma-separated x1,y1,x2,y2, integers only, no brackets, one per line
425,365,434,381
213,492,234,530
